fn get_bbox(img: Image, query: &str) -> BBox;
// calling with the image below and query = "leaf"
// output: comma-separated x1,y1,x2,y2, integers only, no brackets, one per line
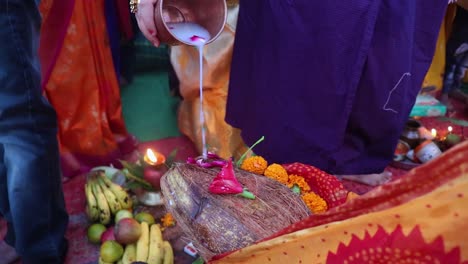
125,181,143,190
192,257,204,264
120,160,144,178
122,168,153,190
165,148,179,167
236,136,265,168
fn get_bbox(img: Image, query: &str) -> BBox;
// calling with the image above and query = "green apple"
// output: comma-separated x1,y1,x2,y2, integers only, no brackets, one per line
114,209,133,224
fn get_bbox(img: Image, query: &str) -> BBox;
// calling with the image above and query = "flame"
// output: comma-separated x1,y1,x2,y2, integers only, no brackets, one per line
431,128,437,138
448,126,453,133
146,148,158,164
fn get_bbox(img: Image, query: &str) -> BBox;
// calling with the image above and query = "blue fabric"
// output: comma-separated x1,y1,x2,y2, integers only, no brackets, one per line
227,0,447,174
0,0,68,262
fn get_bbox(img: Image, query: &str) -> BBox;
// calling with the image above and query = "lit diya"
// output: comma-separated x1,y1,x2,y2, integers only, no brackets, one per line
143,148,166,167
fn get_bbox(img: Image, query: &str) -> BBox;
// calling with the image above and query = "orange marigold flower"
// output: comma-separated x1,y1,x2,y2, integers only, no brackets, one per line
241,156,268,175
161,213,176,228
301,192,328,214
287,174,311,192
264,163,289,185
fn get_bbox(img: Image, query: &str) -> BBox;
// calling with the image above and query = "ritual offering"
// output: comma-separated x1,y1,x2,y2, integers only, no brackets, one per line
160,162,312,261
392,121,466,169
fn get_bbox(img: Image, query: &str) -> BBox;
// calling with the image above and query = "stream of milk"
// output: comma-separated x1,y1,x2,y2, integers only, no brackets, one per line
167,22,211,159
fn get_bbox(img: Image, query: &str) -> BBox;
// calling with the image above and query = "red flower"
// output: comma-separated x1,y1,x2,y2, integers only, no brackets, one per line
327,225,467,264
209,159,243,194
283,163,347,208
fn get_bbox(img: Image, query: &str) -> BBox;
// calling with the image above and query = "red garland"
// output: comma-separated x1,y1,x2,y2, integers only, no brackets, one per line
283,163,348,208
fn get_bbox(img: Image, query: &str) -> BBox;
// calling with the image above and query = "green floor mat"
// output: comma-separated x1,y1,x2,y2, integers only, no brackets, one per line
121,71,181,142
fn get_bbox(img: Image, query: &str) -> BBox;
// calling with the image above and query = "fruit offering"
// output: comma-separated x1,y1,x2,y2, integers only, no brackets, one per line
85,171,133,224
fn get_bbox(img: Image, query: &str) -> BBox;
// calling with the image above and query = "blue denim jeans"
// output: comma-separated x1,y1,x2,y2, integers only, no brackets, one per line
0,0,69,263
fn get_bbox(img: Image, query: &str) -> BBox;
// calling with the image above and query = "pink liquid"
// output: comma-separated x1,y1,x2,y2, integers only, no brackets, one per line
168,22,211,159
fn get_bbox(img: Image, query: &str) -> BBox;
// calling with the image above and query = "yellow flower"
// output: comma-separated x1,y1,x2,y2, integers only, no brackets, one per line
301,192,328,214
287,174,311,192
241,156,268,175
161,213,176,228
264,163,289,185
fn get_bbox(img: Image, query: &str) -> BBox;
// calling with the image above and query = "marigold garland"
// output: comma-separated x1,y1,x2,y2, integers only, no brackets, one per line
239,155,335,214
301,192,328,213
264,164,289,185
287,174,311,192
241,156,268,175
161,213,176,228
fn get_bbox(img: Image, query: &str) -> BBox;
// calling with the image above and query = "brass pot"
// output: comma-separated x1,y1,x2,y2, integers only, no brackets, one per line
154,0,227,46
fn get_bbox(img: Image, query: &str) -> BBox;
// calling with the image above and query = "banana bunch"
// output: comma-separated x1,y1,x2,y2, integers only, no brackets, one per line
134,223,174,264
85,171,133,224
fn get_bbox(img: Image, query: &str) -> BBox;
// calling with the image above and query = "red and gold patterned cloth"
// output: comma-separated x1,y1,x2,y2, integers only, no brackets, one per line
212,141,468,263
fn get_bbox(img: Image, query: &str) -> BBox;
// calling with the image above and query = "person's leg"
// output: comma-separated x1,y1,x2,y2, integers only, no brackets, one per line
442,7,468,108
227,0,383,171
0,146,20,264
332,0,446,185
0,0,68,262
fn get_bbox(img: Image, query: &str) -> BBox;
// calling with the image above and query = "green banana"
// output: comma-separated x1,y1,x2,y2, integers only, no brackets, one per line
99,172,133,210
84,182,99,221
97,176,122,215
91,179,111,225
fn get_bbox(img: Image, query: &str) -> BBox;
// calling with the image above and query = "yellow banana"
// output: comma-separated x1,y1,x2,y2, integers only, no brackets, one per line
147,224,164,264
84,182,99,221
121,243,137,264
99,172,133,210
97,176,122,215
136,221,149,261
91,179,111,225
162,241,174,264
85,205,97,222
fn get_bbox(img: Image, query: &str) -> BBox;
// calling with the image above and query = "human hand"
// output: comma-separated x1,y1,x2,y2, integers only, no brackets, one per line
135,0,160,47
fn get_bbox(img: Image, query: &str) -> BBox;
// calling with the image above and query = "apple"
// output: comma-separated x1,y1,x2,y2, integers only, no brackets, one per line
143,167,167,190
101,226,116,243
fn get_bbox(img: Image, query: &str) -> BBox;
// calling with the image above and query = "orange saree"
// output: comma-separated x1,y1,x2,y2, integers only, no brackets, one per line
39,0,136,178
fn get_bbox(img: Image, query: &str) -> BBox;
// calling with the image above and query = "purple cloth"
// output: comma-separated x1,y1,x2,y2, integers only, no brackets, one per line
226,0,447,174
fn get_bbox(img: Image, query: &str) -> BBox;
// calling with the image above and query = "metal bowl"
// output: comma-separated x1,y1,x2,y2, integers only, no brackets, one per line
138,190,164,206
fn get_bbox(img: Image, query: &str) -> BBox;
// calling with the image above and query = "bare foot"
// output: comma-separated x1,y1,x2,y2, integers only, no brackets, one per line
336,171,393,186
0,240,19,264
